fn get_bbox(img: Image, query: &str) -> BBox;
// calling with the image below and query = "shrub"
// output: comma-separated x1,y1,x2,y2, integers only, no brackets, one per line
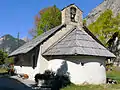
34,70,71,89
7,63,15,76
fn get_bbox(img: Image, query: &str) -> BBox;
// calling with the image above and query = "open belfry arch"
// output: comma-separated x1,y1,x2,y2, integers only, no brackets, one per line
9,4,115,84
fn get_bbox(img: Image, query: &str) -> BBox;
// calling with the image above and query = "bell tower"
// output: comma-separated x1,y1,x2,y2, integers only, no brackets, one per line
61,4,83,26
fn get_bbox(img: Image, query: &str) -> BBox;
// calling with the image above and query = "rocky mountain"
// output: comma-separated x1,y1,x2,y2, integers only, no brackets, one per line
0,34,26,54
86,0,120,25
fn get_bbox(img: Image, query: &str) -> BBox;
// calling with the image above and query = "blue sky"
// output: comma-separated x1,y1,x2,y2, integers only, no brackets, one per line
0,0,103,39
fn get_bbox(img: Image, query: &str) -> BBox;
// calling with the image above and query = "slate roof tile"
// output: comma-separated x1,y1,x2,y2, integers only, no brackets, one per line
43,27,115,58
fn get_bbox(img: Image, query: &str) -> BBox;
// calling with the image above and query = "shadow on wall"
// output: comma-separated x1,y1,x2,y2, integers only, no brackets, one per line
0,77,33,90
57,61,68,75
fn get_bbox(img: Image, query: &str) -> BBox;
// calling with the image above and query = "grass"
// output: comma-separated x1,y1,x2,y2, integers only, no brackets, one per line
0,68,7,73
61,84,120,90
61,66,120,90
107,67,120,83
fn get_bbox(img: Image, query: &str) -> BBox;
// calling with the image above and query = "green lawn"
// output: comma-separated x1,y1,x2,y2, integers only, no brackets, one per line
107,67,120,83
61,84,120,90
61,67,120,90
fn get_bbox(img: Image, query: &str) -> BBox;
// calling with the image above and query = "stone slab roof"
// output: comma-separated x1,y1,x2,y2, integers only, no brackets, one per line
9,24,65,56
42,27,115,58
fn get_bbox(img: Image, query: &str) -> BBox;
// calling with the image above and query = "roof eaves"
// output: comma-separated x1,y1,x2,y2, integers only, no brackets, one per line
42,53,115,58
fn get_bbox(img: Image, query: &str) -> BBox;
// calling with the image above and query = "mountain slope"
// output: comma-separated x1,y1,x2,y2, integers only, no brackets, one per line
0,34,26,54
86,0,120,25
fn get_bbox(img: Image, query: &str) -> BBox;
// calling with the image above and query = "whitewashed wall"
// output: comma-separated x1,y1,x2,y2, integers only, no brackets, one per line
14,66,38,80
38,45,48,74
47,56,106,84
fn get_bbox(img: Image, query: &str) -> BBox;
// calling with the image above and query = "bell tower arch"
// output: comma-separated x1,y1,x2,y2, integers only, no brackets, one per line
61,4,83,26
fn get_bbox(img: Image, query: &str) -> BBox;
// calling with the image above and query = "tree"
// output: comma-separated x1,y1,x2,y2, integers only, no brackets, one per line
0,50,7,64
5,57,14,64
0,50,14,65
88,10,120,46
29,5,61,38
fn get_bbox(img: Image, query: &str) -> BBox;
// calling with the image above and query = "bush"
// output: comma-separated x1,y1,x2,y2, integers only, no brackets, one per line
51,73,71,90
34,70,71,90
0,50,7,65
7,63,15,76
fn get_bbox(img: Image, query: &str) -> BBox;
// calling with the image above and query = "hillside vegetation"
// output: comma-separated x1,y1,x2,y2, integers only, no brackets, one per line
86,0,120,25
88,10,120,46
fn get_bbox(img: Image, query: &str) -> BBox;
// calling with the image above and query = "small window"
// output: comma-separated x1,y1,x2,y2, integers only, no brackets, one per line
70,7,76,22
20,60,23,67
81,62,84,66
32,54,36,69
14,56,19,64
20,56,24,67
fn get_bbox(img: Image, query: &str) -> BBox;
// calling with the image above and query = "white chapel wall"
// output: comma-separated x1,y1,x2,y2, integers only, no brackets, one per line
47,56,106,84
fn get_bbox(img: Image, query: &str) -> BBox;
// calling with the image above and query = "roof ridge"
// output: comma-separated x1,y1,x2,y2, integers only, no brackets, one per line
74,28,78,55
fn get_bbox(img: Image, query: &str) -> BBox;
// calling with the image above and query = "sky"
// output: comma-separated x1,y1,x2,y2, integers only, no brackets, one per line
0,0,103,39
